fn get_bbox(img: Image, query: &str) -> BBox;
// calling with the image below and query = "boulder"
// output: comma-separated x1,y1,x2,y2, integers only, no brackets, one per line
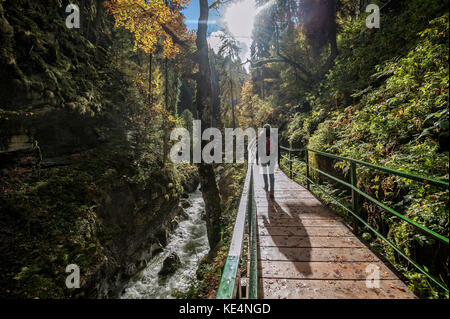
180,199,191,209
158,252,181,280
155,230,168,248
180,210,189,220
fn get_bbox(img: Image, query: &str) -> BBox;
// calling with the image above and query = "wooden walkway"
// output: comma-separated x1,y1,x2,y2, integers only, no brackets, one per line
253,164,416,299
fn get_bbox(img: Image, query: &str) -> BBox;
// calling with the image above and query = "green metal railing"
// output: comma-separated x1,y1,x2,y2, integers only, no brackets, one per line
216,162,258,299
280,145,449,293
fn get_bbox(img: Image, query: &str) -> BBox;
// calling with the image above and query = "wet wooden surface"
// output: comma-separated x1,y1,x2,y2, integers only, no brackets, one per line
253,164,416,299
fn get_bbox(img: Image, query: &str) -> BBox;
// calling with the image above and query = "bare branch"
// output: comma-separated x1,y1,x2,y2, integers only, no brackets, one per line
209,0,233,9
276,49,313,79
139,8,191,50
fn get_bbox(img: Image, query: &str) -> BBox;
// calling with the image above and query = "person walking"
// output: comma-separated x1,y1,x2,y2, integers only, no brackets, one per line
255,124,280,199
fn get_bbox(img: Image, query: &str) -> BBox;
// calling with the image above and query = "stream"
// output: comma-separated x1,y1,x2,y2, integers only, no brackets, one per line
120,186,209,299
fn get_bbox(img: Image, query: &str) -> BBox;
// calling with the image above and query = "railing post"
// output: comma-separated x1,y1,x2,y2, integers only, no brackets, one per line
289,150,293,179
305,150,310,190
248,166,258,299
350,161,358,231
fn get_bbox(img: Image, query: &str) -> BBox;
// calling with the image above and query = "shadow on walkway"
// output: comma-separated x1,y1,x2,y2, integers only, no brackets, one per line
256,165,312,297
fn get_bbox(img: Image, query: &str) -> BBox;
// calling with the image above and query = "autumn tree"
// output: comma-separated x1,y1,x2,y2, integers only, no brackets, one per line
106,0,223,250
238,80,257,129
105,0,194,165
105,0,192,57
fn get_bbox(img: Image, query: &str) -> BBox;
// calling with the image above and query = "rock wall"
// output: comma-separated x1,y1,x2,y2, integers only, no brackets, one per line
0,0,200,298
0,0,112,159
86,182,191,298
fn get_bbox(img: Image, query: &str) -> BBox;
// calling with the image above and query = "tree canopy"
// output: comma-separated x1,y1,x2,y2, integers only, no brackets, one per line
105,0,194,58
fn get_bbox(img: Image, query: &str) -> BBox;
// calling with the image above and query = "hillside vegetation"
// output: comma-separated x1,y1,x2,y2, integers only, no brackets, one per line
240,0,448,298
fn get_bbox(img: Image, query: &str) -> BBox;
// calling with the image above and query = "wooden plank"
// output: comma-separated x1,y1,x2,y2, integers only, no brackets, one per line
260,279,416,299
259,247,379,262
258,261,398,280
255,198,323,207
253,165,416,299
257,212,337,220
254,193,317,200
256,206,336,219
258,236,365,248
258,226,353,237
258,218,344,227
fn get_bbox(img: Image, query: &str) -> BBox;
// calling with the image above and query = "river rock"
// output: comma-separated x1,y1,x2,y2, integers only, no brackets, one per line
171,210,189,229
155,229,168,248
181,199,191,209
158,252,181,279
180,209,189,220
152,248,163,256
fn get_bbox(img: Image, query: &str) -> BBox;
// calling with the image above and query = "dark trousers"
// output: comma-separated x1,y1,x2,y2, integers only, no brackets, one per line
261,164,275,193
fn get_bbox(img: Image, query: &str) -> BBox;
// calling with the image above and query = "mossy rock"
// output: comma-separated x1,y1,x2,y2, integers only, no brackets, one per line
158,252,181,280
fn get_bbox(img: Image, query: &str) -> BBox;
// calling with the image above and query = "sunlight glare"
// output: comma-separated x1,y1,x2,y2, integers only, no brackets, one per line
221,0,274,62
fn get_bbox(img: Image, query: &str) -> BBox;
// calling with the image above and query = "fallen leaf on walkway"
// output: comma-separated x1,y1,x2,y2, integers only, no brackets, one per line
390,285,406,292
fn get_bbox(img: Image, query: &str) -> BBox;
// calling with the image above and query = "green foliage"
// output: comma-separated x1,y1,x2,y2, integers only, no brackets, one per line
302,13,448,298
0,166,103,298
0,136,196,298
180,109,194,135
273,1,449,299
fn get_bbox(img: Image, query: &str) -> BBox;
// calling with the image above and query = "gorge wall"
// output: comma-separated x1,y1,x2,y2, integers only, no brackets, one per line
0,0,199,298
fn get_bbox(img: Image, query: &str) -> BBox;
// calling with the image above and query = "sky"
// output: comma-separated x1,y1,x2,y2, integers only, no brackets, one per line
182,0,221,34
182,0,274,63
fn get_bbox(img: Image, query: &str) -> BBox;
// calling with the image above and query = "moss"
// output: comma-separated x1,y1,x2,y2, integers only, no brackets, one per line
0,165,104,298
0,131,200,298
0,0,200,299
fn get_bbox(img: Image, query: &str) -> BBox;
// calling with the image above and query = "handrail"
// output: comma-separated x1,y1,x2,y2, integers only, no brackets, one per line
216,162,258,299
248,166,258,299
280,146,449,189
279,145,449,293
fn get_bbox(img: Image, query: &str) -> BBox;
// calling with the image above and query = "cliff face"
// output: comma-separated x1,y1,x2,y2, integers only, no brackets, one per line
0,0,111,158
0,0,199,298
84,165,198,298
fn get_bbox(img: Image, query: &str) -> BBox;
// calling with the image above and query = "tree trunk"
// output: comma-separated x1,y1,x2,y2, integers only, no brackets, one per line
163,57,169,165
329,0,338,60
148,53,152,105
195,0,222,250
209,51,222,129
229,77,236,129
261,69,265,99
165,57,169,108
148,53,153,106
